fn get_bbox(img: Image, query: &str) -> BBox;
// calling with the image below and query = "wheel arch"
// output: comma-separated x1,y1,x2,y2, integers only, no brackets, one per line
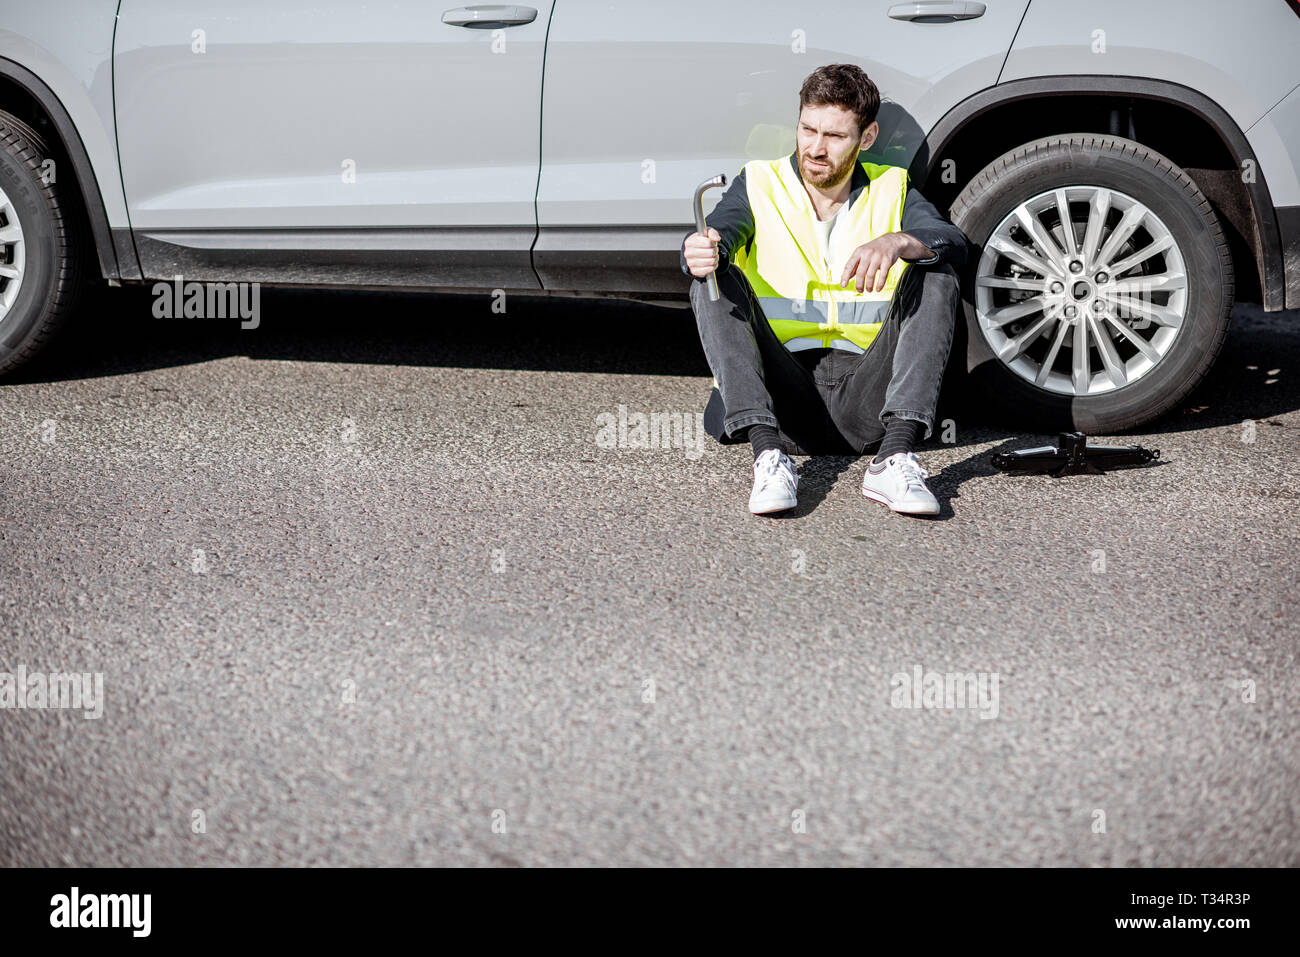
910,75,1285,311
0,56,134,282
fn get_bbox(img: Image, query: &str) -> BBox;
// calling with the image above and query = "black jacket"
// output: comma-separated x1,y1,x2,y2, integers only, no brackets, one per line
680,152,969,280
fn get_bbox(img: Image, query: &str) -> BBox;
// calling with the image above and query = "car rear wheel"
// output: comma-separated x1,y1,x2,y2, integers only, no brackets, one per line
950,134,1233,433
0,109,86,377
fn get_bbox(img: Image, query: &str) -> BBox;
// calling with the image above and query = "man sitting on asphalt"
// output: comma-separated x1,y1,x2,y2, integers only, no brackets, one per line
682,63,969,517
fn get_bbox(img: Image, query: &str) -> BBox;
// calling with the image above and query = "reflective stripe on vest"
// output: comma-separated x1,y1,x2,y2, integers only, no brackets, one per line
733,156,910,352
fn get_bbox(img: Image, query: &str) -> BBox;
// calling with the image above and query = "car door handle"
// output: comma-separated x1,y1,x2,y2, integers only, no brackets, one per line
887,2,986,21
442,5,538,28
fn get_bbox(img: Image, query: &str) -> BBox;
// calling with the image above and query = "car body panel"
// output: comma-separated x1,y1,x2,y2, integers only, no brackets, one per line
1248,82,1300,306
1001,0,1300,136
0,0,133,276
114,0,553,287
533,0,1030,292
1247,81,1300,208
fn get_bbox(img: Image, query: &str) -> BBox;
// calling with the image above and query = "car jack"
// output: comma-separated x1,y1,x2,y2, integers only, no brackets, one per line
992,431,1160,477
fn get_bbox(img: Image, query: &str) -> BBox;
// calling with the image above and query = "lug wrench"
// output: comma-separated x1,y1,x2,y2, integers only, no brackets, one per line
692,173,728,301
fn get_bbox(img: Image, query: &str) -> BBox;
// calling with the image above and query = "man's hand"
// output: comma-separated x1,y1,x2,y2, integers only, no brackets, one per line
684,227,723,279
841,232,934,292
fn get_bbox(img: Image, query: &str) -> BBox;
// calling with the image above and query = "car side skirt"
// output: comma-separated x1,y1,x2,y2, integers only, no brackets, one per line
130,227,543,291
127,225,692,300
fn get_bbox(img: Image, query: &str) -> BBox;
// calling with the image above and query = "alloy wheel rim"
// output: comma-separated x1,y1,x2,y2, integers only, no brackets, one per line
975,185,1188,396
0,183,25,325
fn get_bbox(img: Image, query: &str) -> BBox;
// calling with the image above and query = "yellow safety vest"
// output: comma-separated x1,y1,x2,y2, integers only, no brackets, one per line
733,156,910,352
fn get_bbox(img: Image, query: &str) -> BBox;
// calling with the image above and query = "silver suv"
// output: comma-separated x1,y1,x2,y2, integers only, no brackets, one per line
2,1,1298,431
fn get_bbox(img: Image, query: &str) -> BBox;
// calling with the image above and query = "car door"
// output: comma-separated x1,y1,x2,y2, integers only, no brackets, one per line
534,0,1029,295
114,1,552,289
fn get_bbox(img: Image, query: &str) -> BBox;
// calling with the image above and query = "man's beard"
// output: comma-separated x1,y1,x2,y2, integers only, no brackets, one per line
801,148,855,187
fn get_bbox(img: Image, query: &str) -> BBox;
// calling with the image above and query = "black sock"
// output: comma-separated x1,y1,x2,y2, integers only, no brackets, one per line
872,416,924,463
746,424,782,461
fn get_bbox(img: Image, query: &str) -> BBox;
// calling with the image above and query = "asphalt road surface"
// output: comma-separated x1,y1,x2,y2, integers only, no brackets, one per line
1,284,1296,866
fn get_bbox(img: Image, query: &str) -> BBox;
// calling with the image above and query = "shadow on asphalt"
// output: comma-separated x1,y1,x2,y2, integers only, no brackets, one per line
9,283,1298,455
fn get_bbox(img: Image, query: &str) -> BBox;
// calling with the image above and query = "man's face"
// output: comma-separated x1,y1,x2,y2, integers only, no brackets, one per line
797,104,877,188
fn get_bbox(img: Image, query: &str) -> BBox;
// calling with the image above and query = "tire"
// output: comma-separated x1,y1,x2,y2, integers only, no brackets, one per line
949,134,1233,433
0,109,86,377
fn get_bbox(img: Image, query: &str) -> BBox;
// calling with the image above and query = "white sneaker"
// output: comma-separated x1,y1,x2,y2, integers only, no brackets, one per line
861,451,940,515
749,448,798,514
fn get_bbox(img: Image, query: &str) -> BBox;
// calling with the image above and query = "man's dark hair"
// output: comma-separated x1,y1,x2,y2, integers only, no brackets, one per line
799,63,881,135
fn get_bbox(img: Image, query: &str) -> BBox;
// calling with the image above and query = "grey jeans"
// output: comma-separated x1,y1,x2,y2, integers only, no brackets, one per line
690,262,960,455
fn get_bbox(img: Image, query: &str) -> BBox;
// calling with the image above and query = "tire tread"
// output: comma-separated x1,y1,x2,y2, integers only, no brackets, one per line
0,109,85,377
